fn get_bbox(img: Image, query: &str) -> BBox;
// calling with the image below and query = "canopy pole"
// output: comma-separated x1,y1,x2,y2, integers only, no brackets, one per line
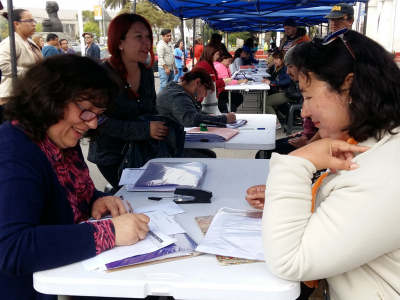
181,18,186,66
132,0,137,13
192,18,196,68
363,2,369,36
202,22,205,46
226,32,229,50
7,0,17,82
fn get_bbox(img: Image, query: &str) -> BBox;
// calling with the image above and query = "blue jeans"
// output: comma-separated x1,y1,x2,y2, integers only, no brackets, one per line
174,68,184,82
159,67,175,92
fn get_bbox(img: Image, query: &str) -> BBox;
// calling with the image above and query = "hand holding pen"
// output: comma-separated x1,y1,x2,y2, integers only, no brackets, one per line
91,195,134,219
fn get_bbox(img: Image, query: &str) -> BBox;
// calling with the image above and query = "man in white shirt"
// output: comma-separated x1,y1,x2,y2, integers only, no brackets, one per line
157,29,177,92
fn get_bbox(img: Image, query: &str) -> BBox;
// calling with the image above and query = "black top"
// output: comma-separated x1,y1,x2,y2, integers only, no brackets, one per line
88,61,157,165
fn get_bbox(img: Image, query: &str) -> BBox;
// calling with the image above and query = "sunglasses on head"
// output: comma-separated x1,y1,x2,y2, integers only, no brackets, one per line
74,102,107,125
322,27,355,59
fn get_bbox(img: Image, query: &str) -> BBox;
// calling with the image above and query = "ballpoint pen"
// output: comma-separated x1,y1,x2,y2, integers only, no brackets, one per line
119,195,132,213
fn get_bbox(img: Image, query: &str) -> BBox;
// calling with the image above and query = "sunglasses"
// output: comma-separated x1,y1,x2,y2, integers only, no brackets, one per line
74,102,107,125
322,27,355,59
84,37,92,40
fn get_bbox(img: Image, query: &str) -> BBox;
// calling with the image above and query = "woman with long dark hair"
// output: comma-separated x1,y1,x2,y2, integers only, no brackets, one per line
261,30,400,300
88,13,168,194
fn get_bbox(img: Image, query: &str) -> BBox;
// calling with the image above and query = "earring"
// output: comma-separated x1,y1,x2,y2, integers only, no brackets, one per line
194,90,198,100
349,100,352,105
120,47,123,50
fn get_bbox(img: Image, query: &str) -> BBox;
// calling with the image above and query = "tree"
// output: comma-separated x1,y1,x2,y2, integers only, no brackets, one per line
104,0,128,9
76,10,95,22
35,23,43,32
83,21,100,41
0,16,8,40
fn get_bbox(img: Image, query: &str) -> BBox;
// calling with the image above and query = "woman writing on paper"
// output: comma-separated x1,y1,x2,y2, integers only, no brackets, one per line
0,55,150,300
258,30,400,299
213,52,247,113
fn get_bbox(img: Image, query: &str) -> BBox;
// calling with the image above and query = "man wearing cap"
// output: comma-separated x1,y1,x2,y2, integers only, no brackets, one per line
279,18,311,52
83,32,100,60
324,3,354,33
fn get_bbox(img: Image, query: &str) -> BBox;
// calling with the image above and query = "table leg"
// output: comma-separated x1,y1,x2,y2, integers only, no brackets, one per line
228,90,232,112
263,90,267,114
259,150,266,158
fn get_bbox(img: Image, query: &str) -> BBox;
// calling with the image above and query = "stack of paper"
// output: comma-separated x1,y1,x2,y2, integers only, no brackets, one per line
82,202,200,271
185,127,239,143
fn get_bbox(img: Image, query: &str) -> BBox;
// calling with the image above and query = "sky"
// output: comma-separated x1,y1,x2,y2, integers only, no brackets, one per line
4,0,116,12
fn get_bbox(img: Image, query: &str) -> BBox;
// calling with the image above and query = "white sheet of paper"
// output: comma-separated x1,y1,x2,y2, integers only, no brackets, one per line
133,201,186,216
82,228,176,271
195,207,265,261
144,210,186,236
119,168,146,186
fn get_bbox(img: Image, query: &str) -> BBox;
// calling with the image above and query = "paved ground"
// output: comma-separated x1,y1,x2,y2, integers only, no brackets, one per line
83,76,287,191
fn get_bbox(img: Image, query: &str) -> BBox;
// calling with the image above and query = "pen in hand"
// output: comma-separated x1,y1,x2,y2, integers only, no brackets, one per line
226,103,230,113
119,195,132,213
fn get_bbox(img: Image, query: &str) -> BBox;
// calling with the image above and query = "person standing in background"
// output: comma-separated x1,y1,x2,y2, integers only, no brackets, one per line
0,9,43,104
42,33,61,57
174,40,187,82
32,36,44,50
324,3,354,33
83,32,100,60
60,39,75,54
157,29,177,91
194,38,203,64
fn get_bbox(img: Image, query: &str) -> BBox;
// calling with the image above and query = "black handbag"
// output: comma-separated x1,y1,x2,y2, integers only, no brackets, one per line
284,81,303,102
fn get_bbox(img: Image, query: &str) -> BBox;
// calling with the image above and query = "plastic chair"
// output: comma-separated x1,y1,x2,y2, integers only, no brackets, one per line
202,81,219,115
284,102,303,135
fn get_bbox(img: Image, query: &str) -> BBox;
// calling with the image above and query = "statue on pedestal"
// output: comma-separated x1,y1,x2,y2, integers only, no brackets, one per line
42,1,63,32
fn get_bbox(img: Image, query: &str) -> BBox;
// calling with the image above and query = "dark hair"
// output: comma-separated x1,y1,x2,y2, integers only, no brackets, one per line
272,51,285,60
161,29,171,36
181,67,215,93
1,9,27,22
210,33,222,44
60,39,68,45
244,38,253,48
194,38,202,45
107,13,155,98
233,48,243,60
46,33,58,42
270,42,277,49
293,30,400,142
254,43,258,47
198,44,220,75
4,55,120,142
175,39,183,48
217,52,232,63
267,49,273,53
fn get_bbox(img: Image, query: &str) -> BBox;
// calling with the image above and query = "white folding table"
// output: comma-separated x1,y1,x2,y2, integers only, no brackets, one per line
33,158,300,300
184,114,276,157
225,83,270,114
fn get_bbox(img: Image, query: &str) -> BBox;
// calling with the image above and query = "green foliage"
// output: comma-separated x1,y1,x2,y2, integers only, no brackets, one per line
104,0,128,9
76,10,95,22
0,16,8,40
227,32,250,48
35,23,43,32
83,21,100,40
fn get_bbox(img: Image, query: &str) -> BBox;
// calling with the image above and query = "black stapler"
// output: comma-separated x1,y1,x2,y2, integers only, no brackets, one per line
199,120,226,128
173,188,213,204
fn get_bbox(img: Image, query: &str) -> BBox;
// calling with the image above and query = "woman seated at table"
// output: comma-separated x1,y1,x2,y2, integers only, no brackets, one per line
0,55,150,300
196,44,233,97
249,30,400,299
231,48,251,73
88,13,166,195
156,67,236,127
261,50,293,128
214,52,248,113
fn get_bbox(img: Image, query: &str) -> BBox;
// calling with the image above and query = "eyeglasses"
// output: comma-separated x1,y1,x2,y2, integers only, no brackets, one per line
74,102,107,125
202,83,214,96
329,17,350,23
84,37,92,40
322,27,355,59
19,19,36,24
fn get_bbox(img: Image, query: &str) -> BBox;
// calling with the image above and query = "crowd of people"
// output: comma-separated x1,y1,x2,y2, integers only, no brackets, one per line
1,3,400,300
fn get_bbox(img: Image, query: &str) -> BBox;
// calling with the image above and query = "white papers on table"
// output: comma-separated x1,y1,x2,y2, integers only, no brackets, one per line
133,201,185,216
82,228,176,271
195,207,265,261
144,210,186,236
119,168,146,186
